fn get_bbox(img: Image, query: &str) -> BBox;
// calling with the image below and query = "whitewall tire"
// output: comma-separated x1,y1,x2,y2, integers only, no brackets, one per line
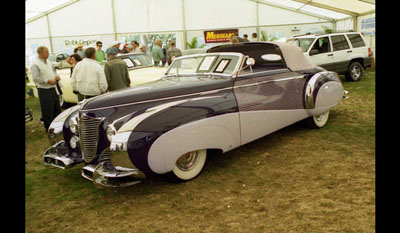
172,149,207,181
307,110,330,128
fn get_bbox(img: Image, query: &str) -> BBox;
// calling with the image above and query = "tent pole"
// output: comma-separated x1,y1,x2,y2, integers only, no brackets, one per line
353,16,358,32
45,13,54,54
182,0,187,50
256,0,260,40
111,0,117,40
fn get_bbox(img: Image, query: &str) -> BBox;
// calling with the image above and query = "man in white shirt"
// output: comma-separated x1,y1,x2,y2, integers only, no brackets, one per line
31,46,62,132
130,41,141,53
70,47,108,101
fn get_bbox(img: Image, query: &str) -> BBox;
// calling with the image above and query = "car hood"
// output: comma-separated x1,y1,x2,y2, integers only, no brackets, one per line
128,66,167,86
81,75,234,111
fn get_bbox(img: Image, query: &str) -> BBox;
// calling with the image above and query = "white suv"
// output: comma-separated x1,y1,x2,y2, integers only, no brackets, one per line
287,32,373,81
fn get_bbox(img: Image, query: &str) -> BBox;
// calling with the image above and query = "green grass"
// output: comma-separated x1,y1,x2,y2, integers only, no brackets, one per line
25,70,375,233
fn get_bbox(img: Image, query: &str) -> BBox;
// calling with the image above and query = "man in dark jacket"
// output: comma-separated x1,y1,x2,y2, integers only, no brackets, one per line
104,47,131,92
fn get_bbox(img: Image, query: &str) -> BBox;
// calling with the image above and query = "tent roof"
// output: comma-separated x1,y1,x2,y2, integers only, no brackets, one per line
26,0,375,23
262,0,374,19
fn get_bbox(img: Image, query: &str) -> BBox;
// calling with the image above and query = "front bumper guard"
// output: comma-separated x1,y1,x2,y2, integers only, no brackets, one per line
82,161,145,188
43,140,83,169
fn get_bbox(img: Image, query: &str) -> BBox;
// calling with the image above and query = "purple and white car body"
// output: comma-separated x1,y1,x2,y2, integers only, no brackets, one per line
43,42,346,188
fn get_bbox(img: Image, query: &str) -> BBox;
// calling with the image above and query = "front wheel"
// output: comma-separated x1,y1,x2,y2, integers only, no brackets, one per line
307,110,330,129
171,149,207,182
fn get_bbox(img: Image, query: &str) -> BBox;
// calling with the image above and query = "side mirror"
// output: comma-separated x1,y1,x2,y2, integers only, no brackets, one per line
246,57,255,66
310,49,319,56
238,57,256,74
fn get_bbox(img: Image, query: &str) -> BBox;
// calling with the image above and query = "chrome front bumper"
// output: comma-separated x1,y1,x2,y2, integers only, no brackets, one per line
43,140,83,169
82,161,145,188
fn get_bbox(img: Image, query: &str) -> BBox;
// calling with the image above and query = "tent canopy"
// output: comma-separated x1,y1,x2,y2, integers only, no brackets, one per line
25,0,375,65
26,0,375,22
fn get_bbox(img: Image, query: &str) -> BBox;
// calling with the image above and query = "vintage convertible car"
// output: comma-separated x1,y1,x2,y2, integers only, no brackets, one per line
43,42,346,188
27,52,166,107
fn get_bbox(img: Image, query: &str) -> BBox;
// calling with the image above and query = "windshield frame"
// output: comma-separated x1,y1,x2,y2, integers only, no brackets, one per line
164,52,244,78
117,53,153,70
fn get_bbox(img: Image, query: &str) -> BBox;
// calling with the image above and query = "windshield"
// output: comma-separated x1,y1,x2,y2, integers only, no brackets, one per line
119,54,152,68
166,54,241,76
287,38,315,52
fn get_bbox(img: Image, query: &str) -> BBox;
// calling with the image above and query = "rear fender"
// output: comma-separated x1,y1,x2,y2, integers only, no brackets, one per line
305,71,344,116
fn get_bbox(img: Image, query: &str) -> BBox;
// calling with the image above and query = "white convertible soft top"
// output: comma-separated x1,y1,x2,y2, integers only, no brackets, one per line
272,41,317,71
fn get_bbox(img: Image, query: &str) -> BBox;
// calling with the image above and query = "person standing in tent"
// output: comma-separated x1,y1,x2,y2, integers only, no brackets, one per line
104,47,131,92
76,42,85,58
166,41,182,66
70,47,108,101
250,33,258,42
151,39,165,66
95,41,106,63
31,46,62,132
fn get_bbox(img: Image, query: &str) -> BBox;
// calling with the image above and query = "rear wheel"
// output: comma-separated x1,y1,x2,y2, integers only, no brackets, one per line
345,61,364,82
171,149,207,182
307,110,330,129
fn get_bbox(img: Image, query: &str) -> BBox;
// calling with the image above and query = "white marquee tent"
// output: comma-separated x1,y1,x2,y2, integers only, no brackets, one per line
25,0,375,66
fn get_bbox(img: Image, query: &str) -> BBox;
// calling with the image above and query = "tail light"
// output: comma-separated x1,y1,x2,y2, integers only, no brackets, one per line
368,48,372,57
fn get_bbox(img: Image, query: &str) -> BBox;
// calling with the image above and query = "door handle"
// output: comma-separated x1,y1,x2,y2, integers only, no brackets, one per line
327,54,333,57
347,50,353,53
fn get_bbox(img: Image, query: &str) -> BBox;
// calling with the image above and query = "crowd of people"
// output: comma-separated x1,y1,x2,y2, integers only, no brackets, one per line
29,38,184,132
28,32,261,132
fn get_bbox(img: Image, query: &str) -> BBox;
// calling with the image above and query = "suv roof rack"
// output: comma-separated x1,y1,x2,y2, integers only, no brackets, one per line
293,30,356,37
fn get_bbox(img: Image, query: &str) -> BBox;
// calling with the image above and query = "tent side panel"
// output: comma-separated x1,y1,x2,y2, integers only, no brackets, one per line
184,0,257,30
113,0,149,33
48,0,114,37
26,17,49,39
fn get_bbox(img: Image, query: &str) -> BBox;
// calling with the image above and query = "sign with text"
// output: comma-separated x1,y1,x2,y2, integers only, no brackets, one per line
204,29,238,43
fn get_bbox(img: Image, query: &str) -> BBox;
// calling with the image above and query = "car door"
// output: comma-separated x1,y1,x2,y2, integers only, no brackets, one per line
233,67,307,145
308,36,334,71
330,34,352,73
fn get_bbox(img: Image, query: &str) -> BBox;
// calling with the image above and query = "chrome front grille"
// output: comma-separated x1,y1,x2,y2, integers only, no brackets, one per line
79,113,104,163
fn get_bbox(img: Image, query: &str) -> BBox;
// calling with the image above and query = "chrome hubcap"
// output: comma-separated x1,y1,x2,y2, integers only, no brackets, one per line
176,151,199,171
316,112,326,122
351,66,361,78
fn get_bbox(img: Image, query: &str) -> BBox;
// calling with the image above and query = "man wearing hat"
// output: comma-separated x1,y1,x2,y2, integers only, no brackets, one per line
76,42,85,58
109,41,122,52
104,47,131,92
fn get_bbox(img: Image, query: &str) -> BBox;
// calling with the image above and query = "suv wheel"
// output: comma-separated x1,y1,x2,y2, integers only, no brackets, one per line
345,61,364,82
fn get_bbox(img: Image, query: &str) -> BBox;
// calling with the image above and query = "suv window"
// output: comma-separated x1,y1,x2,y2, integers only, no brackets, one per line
310,36,331,54
288,38,314,52
346,34,366,48
331,35,350,51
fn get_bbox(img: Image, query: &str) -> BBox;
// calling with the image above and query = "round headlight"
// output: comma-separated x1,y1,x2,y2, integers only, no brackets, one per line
70,136,79,149
106,126,116,142
69,118,78,134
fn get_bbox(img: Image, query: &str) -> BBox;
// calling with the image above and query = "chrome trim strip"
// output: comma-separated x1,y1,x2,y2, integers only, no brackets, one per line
81,75,305,112
233,75,304,89
237,68,290,78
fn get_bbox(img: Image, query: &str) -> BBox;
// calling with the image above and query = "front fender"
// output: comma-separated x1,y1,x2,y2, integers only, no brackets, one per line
110,90,238,176
48,104,80,134
147,113,240,174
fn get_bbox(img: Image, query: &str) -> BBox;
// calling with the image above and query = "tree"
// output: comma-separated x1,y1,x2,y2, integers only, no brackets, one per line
186,37,206,49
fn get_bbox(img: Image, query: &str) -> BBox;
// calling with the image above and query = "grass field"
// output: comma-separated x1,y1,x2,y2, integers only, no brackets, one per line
25,70,375,233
